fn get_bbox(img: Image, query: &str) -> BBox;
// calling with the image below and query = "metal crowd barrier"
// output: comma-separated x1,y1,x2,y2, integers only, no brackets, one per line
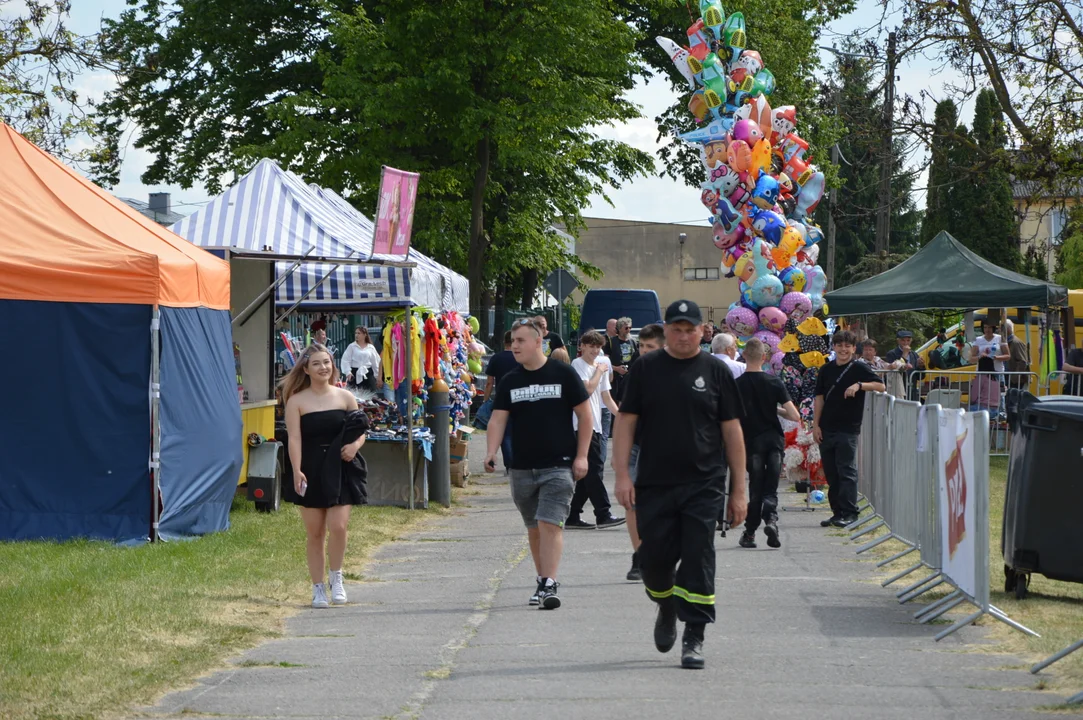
1032,638,1083,704
848,393,1038,642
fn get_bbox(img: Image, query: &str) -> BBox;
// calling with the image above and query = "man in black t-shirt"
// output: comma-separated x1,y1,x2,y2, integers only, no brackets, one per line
484,332,517,470
486,318,591,611
620,322,665,582
813,330,886,528
609,317,639,404
734,338,800,550
535,315,565,357
613,300,746,670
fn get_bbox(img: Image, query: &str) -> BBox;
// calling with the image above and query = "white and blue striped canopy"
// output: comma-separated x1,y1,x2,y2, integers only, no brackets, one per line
170,158,468,312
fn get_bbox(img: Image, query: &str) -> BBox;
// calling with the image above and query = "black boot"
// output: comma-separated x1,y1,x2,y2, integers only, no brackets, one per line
681,623,705,669
653,597,678,653
626,551,642,582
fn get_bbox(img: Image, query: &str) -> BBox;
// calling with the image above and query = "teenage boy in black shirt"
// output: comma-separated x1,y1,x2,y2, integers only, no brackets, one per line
734,338,800,550
813,330,886,528
613,300,747,670
485,319,592,610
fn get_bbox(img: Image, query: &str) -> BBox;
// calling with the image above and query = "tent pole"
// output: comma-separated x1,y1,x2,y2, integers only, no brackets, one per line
404,297,415,511
234,247,315,327
151,307,162,542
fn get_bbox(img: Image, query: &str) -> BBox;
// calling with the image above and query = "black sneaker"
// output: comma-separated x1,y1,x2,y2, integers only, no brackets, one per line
565,517,596,529
653,600,678,653
820,515,840,527
595,514,627,529
681,638,705,669
626,552,642,582
529,577,543,606
763,522,781,548
831,515,858,528
537,580,561,610
738,531,757,549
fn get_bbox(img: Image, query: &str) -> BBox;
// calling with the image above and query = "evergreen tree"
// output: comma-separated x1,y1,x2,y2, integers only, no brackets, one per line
814,49,920,286
922,100,962,245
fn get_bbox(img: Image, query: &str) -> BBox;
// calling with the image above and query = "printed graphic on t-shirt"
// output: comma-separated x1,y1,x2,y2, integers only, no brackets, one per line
510,384,563,403
693,376,706,392
619,340,634,363
542,339,552,356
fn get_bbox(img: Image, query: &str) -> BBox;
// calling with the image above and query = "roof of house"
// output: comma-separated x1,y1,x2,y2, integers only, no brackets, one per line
117,197,187,226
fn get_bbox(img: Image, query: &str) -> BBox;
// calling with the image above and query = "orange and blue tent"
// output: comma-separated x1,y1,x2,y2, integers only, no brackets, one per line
0,122,241,542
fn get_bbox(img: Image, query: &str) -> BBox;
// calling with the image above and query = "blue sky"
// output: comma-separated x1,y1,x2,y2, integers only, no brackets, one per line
62,0,962,224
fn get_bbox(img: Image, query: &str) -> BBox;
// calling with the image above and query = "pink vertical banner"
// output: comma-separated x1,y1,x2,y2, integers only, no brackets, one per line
374,166,420,257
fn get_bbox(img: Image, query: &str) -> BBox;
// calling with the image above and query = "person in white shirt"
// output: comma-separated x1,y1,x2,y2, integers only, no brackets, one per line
340,327,382,392
711,332,746,379
970,321,1009,374
565,330,625,530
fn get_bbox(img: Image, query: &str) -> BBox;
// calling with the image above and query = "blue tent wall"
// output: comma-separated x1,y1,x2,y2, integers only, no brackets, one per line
157,307,242,539
0,300,152,542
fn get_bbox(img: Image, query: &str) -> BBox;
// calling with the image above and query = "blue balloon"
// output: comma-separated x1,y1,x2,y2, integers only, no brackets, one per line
752,209,787,245
750,274,784,308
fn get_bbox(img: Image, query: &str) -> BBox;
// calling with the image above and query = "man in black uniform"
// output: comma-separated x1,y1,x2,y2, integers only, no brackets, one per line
613,299,747,669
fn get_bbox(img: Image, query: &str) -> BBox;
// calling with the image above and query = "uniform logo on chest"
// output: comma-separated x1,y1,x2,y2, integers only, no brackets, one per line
693,376,706,392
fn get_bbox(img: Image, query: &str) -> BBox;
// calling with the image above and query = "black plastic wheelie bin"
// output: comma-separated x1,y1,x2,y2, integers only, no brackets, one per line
1002,390,1083,599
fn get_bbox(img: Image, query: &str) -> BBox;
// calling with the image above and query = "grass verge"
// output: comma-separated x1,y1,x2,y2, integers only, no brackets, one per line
0,496,443,720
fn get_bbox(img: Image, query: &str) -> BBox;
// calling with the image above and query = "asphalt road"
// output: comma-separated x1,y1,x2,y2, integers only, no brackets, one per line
138,435,1055,719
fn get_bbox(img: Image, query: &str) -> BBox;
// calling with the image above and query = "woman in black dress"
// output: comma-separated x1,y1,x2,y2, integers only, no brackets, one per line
281,344,369,608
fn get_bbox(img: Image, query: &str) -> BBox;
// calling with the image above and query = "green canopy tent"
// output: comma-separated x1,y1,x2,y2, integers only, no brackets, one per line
825,231,1068,316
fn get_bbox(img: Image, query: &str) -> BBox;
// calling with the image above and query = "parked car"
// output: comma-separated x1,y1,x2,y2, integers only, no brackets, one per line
578,288,664,339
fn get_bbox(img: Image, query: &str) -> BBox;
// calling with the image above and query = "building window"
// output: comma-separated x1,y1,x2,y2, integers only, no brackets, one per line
684,267,720,281
1051,209,1067,246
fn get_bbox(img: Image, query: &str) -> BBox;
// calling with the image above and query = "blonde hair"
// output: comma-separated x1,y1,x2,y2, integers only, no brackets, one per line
279,344,339,403
550,347,571,364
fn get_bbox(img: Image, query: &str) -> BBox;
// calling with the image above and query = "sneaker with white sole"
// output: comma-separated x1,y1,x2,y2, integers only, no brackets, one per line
537,579,561,610
329,570,347,605
312,582,330,608
529,576,543,606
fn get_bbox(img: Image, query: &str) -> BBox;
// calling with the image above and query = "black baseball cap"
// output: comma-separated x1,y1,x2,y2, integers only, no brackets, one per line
664,299,703,325
896,329,913,338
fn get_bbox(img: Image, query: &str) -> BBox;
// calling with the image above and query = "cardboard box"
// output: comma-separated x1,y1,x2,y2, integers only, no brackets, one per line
450,460,469,488
449,437,469,463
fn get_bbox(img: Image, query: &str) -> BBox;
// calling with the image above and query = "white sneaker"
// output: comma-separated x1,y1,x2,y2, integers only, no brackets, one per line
329,570,347,605
312,582,330,608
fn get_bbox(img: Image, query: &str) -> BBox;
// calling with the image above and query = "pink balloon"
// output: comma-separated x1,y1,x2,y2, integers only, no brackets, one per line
758,306,788,333
753,329,782,354
725,306,758,338
732,119,764,146
780,291,812,323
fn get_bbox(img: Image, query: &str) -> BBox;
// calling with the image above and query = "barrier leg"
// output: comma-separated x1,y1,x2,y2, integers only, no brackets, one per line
1067,691,1083,705
914,589,961,619
919,594,967,624
934,608,985,641
847,514,881,534
1032,638,1083,674
856,532,894,554
988,606,1040,638
897,572,941,600
877,546,917,568
851,519,886,540
881,561,924,587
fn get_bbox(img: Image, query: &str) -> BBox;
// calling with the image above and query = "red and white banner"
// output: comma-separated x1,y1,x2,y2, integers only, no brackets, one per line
938,408,977,598
373,166,419,257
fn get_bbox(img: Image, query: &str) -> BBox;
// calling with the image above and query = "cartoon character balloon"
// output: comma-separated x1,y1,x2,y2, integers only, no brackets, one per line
780,291,813,323
726,306,759,338
758,306,788,333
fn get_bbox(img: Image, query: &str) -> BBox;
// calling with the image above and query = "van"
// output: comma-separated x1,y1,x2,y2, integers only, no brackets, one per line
578,289,664,339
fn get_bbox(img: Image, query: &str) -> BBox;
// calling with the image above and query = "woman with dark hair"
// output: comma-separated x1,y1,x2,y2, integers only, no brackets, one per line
281,344,369,608
340,326,382,392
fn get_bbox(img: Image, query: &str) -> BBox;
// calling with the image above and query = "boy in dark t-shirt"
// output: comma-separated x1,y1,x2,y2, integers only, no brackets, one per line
614,300,746,670
485,319,592,611
734,338,800,550
813,330,886,527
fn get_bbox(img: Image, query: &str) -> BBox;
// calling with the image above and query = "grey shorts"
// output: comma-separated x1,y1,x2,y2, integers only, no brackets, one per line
509,467,574,528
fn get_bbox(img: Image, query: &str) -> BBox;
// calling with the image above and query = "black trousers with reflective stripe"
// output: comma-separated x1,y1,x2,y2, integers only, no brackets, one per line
636,479,725,625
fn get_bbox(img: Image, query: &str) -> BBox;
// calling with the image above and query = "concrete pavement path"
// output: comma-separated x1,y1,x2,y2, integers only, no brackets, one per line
139,437,1054,719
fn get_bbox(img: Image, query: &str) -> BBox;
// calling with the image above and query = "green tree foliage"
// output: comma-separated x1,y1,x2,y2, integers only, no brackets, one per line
95,0,652,318
813,47,921,286
922,93,1021,271
1056,205,1083,289
0,0,101,158
620,0,854,189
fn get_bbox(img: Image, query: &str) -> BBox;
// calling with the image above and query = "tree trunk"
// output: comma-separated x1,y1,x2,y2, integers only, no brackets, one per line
493,278,507,347
521,268,538,312
467,133,491,317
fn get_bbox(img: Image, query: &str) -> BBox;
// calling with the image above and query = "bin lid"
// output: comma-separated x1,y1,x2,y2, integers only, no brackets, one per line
1032,395,1083,422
